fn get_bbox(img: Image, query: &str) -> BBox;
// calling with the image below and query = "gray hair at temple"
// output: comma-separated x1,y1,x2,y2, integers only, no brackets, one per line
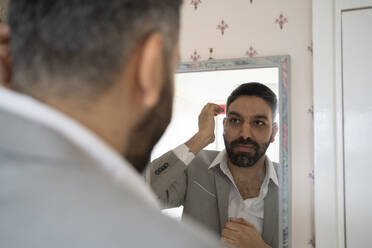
8,0,183,98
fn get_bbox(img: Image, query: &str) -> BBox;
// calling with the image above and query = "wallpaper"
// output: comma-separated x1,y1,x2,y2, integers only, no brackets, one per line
179,1,315,247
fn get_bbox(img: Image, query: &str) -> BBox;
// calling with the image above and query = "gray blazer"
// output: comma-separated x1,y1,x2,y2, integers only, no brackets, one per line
149,150,279,248
0,107,220,248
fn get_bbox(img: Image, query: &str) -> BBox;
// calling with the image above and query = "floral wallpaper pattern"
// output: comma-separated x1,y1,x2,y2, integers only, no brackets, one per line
217,20,229,35
190,50,201,61
307,42,313,56
191,0,202,10
180,0,314,247
245,46,258,57
275,14,289,30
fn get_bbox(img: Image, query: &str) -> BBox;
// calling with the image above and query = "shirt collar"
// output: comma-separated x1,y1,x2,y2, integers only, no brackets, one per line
265,156,279,186
208,149,279,187
0,86,160,209
209,150,227,169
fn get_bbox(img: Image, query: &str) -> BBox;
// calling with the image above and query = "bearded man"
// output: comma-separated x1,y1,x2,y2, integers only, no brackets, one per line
149,82,279,248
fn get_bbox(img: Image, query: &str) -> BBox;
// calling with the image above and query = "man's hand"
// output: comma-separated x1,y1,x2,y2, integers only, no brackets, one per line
185,103,224,155
221,218,271,248
198,103,224,144
0,23,11,87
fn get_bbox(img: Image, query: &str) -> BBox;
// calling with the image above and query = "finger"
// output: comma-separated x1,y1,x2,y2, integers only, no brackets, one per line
218,104,226,113
209,103,224,111
212,104,224,116
200,103,215,115
221,237,237,248
230,217,255,228
224,221,242,232
221,228,239,241
0,24,10,43
214,104,224,111
221,228,239,240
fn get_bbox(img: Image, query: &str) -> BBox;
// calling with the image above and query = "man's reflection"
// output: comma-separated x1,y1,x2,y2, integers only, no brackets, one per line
147,82,279,248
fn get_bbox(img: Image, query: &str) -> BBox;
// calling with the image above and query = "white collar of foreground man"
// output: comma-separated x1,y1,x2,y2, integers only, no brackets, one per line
0,86,160,209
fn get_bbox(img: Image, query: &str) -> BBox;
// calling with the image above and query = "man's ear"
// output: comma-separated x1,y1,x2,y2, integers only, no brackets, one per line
223,117,227,134
136,33,164,109
271,122,278,143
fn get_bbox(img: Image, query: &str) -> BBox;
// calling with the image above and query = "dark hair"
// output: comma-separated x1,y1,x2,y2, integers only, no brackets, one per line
8,0,182,98
226,82,278,119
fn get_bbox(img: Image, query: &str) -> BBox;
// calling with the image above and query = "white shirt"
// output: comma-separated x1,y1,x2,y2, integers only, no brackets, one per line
0,86,160,209
173,144,279,235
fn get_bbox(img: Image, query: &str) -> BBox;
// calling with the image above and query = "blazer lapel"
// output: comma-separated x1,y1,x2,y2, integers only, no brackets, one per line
262,180,279,245
211,166,231,233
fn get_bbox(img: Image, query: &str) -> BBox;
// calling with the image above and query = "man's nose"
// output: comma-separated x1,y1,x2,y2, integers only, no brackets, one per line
240,123,252,139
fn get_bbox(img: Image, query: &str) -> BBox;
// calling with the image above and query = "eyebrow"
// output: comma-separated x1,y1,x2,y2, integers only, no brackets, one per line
227,111,242,118
253,115,269,120
227,111,269,120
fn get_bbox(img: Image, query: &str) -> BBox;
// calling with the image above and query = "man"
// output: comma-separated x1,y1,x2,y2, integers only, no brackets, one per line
148,83,279,248
0,1,220,247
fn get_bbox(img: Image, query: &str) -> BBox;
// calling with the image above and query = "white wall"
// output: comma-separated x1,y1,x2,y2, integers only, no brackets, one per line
179,1,314,247
313,0,372,247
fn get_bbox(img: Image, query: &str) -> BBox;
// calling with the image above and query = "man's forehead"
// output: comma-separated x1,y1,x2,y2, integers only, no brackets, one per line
227,96,272,118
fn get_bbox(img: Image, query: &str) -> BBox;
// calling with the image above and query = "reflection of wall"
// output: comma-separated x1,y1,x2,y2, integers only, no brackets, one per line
179,1,314,247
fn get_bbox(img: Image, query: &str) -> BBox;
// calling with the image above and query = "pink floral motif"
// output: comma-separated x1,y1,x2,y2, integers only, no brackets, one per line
308,105,314,118
245,46,257,58
190,0,202,10
217,20,229,35
190,50,201,61
308,169,314,182
275,14,288,30
308,237,316,247
307,42,313,56
208,48,214,60
281,58,288,89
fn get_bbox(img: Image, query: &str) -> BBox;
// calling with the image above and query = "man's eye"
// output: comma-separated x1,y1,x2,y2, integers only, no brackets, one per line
254,120,265,126
229,118,241,124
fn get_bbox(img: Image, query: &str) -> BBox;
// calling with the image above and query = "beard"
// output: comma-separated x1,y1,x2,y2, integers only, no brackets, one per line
224,135,272,168
124,65,173,173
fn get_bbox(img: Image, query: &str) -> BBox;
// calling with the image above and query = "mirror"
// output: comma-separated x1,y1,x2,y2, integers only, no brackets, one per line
151,55,291,248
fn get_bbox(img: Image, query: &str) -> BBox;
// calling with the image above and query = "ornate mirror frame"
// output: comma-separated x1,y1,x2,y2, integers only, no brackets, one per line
176,55,291,248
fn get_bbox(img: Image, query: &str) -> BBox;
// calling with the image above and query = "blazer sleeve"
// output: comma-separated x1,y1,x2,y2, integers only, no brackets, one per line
147,150,190,208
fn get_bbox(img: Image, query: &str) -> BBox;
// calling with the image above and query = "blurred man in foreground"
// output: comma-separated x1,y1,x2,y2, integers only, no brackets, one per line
0,1,220,247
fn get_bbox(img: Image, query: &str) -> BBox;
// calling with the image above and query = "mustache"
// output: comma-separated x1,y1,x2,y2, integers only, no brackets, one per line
229,137,259,149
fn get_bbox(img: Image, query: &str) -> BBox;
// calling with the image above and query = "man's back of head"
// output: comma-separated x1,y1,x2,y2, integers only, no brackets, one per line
7,0,183,165
0,1,223,247
9,0,181,100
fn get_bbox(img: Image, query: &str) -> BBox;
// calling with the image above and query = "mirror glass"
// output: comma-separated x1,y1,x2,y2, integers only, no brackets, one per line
151,56,291,248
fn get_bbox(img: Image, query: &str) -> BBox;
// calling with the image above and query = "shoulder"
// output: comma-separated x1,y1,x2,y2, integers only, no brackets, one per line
2,159,220,247
112,190,220,247
188,150,219,170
